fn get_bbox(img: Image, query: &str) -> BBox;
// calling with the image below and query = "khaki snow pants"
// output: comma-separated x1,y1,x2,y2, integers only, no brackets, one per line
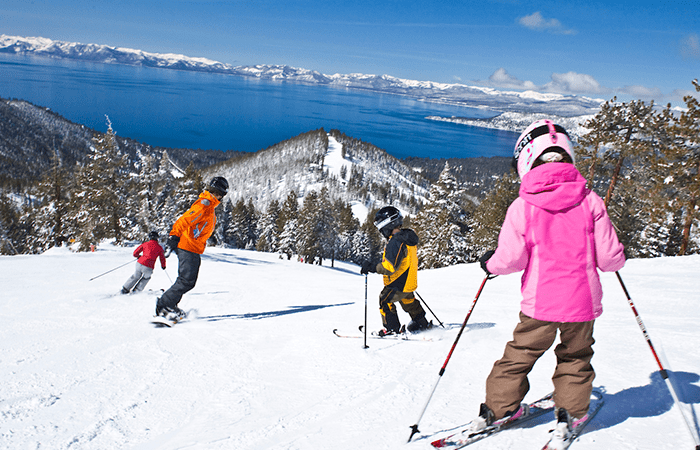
485,312,595,419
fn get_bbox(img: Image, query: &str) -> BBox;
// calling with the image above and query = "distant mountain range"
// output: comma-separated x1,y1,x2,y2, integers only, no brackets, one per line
0,34,602,118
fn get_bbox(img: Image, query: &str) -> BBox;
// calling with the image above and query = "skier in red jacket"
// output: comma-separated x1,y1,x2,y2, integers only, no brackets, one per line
121,231,166,294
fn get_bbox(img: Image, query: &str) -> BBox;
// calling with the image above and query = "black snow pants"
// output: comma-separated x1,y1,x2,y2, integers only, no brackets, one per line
159,249,201,309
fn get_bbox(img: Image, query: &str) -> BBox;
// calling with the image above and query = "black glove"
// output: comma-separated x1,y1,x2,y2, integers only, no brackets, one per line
360,261,377,275
164,235,180,258
479,250,495,275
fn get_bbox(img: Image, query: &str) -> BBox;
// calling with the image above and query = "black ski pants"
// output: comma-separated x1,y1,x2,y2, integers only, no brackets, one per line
159,249,201,309
379,287,425,332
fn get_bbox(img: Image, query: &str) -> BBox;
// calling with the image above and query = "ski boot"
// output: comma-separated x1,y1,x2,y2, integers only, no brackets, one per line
155,298,186,322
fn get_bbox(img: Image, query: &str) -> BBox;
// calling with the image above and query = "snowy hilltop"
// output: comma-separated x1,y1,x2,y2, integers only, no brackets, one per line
1,245,699,449
200,129,431,213
426,112,594,139
0,34,602,117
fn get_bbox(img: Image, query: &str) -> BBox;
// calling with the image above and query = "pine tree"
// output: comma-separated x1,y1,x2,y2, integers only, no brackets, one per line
256,199,281,253
227,198,255,249
153,151,179,234
277,190,299,235
178,162,205,210
576,98,663,256
0,193,25,255
134,154,162,239
277,190,299,259
298,190,321,264
315,187,338,266
657,80,700,255
278,218,298,260
70,117,130,251
245,198,258,250
469,170,520,257
413,163,473,269
577,98,657,206
335,198,360,263
31,150,72,251
351,227,373,265
359,207,385,265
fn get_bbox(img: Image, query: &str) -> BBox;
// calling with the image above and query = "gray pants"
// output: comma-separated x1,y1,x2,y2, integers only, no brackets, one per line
123,262,154,293
158,249,201,309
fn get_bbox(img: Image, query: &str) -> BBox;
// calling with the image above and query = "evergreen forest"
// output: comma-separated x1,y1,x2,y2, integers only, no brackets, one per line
1,80,698,268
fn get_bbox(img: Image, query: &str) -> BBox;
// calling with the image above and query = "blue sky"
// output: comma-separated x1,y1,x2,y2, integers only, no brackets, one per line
1,0,698,107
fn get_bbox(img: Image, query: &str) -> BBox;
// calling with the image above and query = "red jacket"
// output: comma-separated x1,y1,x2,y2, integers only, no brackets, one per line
133,240,166,269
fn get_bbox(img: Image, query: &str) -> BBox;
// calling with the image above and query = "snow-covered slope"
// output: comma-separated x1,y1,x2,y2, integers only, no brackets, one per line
1,34,602,117
1,245,698,449
201,130,430,215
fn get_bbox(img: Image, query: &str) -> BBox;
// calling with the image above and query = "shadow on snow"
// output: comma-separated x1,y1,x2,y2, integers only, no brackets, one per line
413,370,700,444
201,252,275,266
592,370,700,434
199,302,354,322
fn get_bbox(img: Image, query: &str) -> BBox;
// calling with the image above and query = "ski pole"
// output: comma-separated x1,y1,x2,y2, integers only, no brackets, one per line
164,268,173,284
407,274,492,442
89,259,134,281
363,274,369,349
616,271,700,450
415,291,444,328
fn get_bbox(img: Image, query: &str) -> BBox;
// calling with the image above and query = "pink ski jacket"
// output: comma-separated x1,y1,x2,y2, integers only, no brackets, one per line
486,163,626,322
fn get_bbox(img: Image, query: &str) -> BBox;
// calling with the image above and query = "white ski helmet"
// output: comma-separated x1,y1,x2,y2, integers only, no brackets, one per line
513,119,574,179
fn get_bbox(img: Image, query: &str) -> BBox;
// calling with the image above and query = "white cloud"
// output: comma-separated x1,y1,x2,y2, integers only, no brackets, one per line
680,34,700,60
480,68,669,102
671,88,700,104
480,69,611,97
543,71,610,95
486,68,538,90
618,85,663,101
518,11,576,35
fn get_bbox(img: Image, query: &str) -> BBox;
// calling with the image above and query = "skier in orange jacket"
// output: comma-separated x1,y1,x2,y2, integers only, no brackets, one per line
155,176,228,320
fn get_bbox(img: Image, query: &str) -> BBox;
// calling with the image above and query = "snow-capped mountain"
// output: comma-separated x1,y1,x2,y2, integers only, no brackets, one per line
0,34,602,117
427,111,595,139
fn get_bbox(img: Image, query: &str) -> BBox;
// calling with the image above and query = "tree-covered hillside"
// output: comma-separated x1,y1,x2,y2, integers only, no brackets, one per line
0,97,237,188
1,82,698,264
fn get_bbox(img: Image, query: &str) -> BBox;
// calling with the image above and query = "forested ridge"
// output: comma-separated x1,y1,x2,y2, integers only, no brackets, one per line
1,81,698,265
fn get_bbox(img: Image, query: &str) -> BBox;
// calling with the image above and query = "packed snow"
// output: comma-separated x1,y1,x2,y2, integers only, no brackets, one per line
1,244,699,449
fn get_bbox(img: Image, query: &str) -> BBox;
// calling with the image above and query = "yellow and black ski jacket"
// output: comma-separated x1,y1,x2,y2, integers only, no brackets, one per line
376,228,419,293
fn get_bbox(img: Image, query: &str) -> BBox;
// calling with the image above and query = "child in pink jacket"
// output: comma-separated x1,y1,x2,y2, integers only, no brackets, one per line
470,120,626,440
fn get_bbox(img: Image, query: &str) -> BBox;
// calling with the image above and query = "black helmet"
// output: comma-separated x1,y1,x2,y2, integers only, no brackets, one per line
374,206,403,239
208,176,229,197
148,231,159,241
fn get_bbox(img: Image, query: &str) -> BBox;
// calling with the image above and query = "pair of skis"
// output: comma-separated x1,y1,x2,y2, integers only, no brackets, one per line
429,389,604,449
332,326,433,341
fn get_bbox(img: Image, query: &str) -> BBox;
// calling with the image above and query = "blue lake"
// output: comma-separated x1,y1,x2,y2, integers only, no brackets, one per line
0,53,517,159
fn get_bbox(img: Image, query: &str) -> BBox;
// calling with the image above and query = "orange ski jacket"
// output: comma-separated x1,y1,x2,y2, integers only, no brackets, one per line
169,191,220,255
